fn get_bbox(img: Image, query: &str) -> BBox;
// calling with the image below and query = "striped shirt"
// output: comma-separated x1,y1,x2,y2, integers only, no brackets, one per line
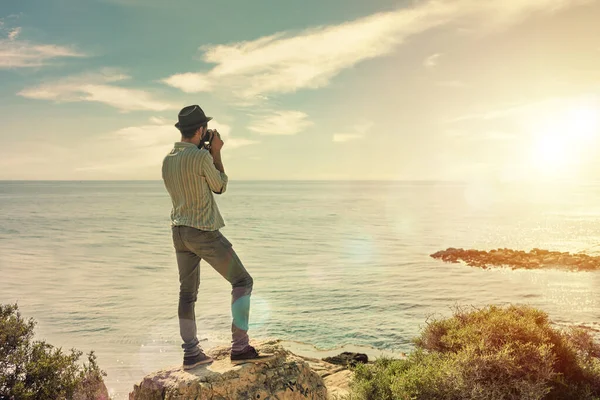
161,142,228,231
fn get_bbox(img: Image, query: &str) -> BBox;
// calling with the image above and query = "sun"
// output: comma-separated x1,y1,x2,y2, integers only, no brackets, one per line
531,133,569,174
528,100,599,179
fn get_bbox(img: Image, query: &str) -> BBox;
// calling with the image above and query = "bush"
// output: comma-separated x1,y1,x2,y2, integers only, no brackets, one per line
0,303,107,400
349,305,600,400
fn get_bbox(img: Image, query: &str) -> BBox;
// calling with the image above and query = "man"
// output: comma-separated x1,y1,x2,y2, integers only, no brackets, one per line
162,104,264,369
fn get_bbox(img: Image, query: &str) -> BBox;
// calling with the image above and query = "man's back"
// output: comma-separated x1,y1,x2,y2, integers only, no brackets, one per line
162,141,228,231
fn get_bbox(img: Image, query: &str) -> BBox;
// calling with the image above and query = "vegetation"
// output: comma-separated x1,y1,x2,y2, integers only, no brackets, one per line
0,303,107,400
348,305,600,400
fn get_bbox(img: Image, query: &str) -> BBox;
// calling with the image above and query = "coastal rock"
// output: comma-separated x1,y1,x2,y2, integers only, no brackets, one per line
298,355,355,399
129,340,328,400
322,352,368,367
323,370,352,399
73,371,110,400
430,248,600,272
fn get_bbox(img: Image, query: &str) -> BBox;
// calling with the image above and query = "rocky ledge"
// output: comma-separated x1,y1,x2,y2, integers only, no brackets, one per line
431,247,600,272
129,340,360,400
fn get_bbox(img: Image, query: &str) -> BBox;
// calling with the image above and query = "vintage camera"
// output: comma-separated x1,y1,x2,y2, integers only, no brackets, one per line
199,129,217,150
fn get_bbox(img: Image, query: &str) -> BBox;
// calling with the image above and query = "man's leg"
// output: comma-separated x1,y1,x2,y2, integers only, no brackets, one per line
180,228,253,354
172,226,203,357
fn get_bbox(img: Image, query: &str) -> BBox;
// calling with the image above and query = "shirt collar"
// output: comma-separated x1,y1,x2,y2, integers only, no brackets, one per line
174,142,198,148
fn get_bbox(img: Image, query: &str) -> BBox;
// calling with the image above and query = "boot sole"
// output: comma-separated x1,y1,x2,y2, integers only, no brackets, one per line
183,357,214,369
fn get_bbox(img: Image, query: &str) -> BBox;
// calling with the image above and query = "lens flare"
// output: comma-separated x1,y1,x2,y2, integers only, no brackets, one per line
248,294,272,330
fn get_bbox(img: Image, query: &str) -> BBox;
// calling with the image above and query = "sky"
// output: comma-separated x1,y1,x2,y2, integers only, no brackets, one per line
0,0,599,181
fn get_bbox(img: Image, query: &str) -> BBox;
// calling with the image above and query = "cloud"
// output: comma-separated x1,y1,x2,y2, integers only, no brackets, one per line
0,25,85,68
224,137,260,149
333,134,364,143
75,118,257,174
113,123,176,147
445,129,517,140
448,95,595,123
163,4,453,100
424,53,442,69
247,111,313,135
205,119,260,149
8,27,21,40
72,123,180,173
162,0,592,101
0,40,85,69
18,69,178,112
149,116,168,124
332,120,374,143
161,72,213,93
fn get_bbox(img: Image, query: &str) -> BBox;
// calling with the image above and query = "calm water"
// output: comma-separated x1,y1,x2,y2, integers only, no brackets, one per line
1,180,599,399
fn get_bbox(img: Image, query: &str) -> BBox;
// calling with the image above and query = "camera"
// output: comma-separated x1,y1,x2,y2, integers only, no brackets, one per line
199,129,216,150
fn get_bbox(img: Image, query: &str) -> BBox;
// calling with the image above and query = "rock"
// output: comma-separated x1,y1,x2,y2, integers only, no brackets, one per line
129,340,328,400
296,355,353,399
73,372,110,400
430,247,600,272
322,352,368,367
323,370,353,399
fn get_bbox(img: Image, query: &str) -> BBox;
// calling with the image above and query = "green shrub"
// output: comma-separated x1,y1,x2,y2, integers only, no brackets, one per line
0,303,107,400
349,305,600,400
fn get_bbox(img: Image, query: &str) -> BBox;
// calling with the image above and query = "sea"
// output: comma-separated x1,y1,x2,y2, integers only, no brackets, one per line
1,180,599,399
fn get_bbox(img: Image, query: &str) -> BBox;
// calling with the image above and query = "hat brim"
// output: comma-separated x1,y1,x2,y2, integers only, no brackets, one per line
175,116,213,131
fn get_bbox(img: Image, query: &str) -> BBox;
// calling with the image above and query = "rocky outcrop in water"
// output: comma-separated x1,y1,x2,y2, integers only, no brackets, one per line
431,247,600,271
129,340,334,400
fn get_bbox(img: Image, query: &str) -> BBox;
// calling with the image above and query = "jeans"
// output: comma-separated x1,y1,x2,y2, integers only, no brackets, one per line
171,226,254,357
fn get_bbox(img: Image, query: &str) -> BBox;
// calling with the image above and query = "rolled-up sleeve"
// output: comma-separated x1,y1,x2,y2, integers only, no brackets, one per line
201,152,228,194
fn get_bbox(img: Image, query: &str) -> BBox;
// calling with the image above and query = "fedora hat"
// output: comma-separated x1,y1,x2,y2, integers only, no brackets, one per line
174,105,213,131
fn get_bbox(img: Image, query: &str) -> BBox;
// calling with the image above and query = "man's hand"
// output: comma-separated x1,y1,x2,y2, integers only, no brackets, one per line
209,130,225,174
209,130,224,155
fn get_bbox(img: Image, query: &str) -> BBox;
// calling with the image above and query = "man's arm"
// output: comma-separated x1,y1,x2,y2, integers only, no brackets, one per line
202,150,228,194
212,151,225,174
